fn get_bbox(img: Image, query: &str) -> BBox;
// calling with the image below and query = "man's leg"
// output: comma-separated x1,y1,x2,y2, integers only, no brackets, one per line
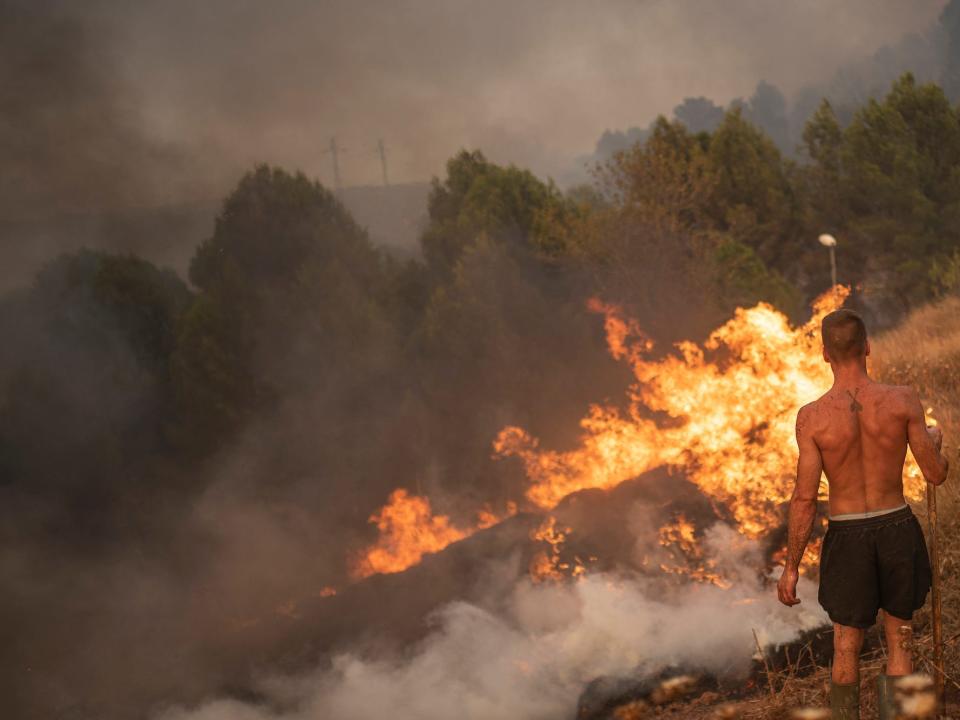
881,610,912,675
833,622,865,683
876,611,913,720
831,623,864,720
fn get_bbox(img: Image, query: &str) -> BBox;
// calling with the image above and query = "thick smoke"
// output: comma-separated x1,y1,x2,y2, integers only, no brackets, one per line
104,0,945,186
157,525,827,720
0,0,228,291
0,0,944,286
0,3,934,718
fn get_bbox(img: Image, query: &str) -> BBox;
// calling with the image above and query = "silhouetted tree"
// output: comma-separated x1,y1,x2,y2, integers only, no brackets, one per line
0,250,191,534
172,165,393,454
940,0,960,101
673,96,725,134
745,81,790,152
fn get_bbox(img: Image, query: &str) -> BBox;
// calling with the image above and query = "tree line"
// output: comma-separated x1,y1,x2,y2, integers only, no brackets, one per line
6,70,960,719
2,71,959,586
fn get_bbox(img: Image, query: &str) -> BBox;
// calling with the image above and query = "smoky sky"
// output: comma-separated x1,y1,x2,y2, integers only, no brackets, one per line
0,0,948,260
0,0,948,292
76,0,945,192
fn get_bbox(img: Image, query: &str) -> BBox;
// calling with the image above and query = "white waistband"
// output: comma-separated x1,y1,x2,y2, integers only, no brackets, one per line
829,503,908,521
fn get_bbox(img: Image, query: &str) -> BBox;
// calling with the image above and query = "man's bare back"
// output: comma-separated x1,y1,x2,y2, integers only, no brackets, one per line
777,308,949,718
798,380,944,517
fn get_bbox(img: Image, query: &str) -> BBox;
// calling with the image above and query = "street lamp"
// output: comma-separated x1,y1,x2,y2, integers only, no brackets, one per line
818,233,837,289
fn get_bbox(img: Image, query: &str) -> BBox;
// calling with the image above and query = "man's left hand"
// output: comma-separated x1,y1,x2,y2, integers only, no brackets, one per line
777,567,801,607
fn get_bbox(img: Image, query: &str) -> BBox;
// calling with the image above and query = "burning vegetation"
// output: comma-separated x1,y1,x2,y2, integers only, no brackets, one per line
351,286,928,591
7,9,960,713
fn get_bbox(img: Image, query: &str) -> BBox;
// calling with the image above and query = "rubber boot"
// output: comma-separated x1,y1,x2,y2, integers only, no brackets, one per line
876,675,898,720
830,680,860,720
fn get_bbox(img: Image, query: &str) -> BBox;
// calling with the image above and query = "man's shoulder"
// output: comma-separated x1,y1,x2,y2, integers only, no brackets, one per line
872,382,918,407
798,393,830,417
867,383,921,424
796,399,823,434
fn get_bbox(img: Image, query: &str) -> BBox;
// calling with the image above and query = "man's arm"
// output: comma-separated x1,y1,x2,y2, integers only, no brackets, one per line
904,389,949,486
778,404,823,607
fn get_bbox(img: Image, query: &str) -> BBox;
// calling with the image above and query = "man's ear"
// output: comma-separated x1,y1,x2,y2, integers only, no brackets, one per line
823,346,831,364
864,339,871,357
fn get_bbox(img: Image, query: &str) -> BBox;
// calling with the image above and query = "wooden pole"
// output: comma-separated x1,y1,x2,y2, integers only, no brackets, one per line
927,481,945,715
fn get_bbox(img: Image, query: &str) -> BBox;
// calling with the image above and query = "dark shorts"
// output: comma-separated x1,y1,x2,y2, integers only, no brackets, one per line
818,506,932,629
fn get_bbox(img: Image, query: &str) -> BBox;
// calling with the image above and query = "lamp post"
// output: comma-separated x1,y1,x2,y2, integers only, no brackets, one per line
818,233,837,289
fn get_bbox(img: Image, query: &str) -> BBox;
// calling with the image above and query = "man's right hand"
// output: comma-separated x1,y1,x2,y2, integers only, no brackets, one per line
777,567,801,607
927,425,943,451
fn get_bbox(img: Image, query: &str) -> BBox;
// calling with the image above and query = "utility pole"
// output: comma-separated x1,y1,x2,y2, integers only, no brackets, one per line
376,138,389,186
323,137,342,192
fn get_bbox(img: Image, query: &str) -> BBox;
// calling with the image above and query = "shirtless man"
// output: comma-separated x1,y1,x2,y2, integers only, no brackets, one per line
777,309,949,720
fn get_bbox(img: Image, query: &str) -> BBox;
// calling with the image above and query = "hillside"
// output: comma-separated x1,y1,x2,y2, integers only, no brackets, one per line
339,181,430,258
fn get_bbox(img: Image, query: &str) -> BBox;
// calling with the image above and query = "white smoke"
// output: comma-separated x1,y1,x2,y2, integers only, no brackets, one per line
157,521,827,720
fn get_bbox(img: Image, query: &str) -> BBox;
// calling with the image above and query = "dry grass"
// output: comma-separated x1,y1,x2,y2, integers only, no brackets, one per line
872,296,960,714
871,295,960,449
871,298,960,367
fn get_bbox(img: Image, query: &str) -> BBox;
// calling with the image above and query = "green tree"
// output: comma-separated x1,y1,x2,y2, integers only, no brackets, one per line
0,250,191,500
593,113,802,319
840,74,960,307
598,116,714,236
421,150,578,275
707,107,799,272
712,238,801,312
801,99,845,226
793,99,851,291
172,165,394,454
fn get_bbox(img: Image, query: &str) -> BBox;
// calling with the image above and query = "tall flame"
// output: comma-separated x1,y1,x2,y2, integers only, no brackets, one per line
354,288,927,579
495,286,922,538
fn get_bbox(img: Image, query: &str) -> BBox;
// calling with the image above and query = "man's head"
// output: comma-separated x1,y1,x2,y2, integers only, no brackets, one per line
821,309,869,365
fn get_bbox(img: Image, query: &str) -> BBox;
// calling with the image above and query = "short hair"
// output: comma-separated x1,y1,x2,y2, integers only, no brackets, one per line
821,309,867,362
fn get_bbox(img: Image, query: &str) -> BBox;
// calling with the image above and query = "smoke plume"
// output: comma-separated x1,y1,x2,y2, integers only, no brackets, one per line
158,525,827,720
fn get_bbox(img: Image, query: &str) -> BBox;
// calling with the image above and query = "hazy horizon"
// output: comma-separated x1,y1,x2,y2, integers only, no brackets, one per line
6,0,946,212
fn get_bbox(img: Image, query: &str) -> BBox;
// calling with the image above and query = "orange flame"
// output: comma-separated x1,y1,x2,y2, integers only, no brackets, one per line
657,513,699,555
351,489,515,579
656,514,730,588
528,516,589,582
353,287,927,581
351,489,467,579
496,287,924,541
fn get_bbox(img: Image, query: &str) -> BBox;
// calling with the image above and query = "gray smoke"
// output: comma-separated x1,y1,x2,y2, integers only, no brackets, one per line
0,0,944,287
157,525,827,720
